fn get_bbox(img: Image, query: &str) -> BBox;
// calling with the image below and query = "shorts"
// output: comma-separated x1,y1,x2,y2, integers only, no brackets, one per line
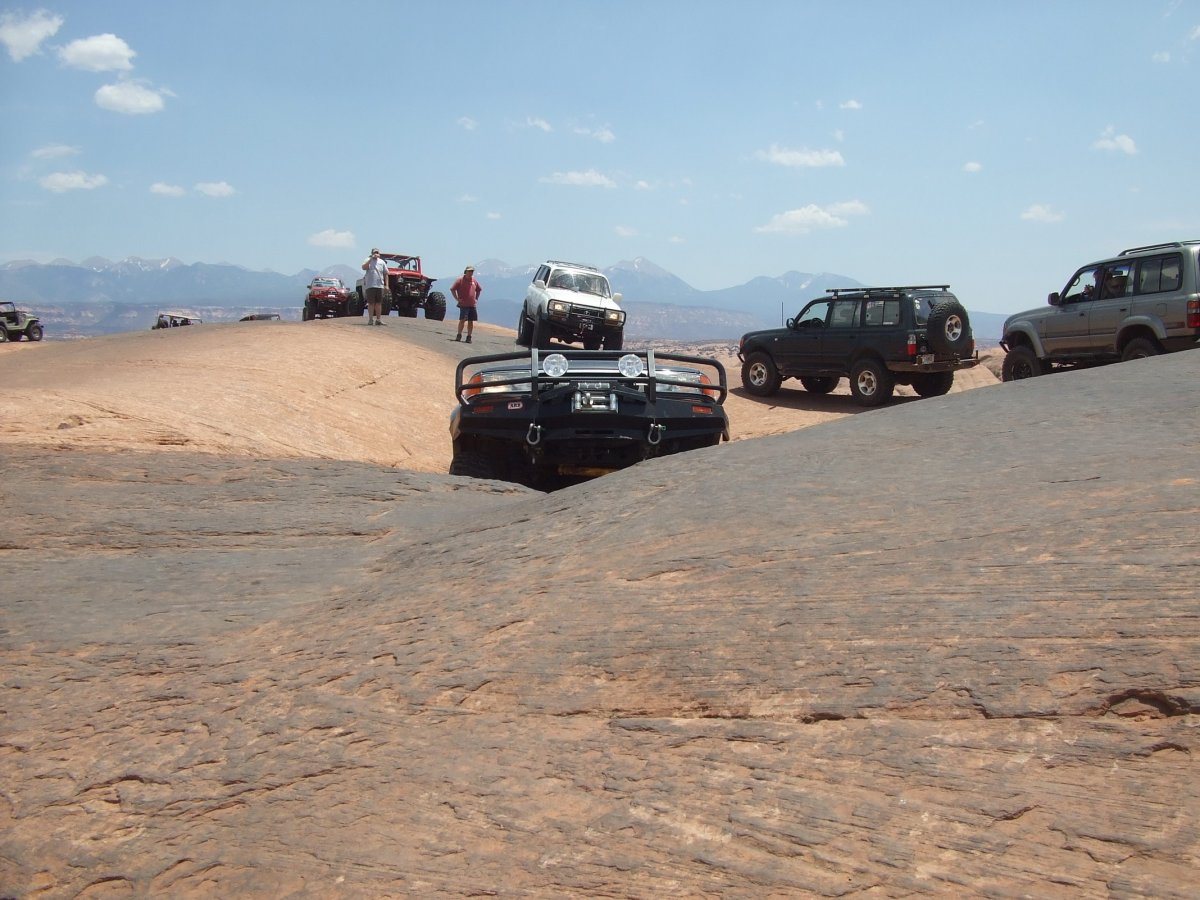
458,306,478,322
365,286,385,305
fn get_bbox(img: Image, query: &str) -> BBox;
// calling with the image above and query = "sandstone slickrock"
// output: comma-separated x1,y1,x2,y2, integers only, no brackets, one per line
0,323,1195,897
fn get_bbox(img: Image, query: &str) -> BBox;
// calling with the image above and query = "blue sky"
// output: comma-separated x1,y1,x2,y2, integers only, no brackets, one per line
2,1,1199,314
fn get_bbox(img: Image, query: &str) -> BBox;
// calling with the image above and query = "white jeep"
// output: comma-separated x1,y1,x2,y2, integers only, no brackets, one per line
516,260,625,350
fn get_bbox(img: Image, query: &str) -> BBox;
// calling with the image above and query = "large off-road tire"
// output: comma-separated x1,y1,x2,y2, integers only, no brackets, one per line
302,304,312,322
800,376,836,395
26,324,43,342
350,295,365,317
516,311,533,347
603,330,623,351
1001,345,1044,381
449,449,500,481
926,300,972,355
741,351,781,397
424,291,447,321
0,328,7,343
397,300,418,318
1121,337,1160,362
912,371,954,397
531,314,553,350
849,357,895,407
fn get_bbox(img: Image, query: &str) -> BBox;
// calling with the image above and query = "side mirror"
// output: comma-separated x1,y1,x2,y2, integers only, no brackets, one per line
612,292,623,304
534,279,547,289
1048,292,1062,307
786,317,796,329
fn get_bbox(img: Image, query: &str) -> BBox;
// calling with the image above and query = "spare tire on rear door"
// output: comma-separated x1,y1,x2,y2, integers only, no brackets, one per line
926,299,972,355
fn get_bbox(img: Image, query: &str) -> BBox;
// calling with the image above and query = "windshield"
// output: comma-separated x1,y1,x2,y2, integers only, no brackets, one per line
549,270,610,298
312,278,342,288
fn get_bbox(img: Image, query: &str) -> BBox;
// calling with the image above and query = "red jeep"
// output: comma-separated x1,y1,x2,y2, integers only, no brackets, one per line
303,276,362,321
356,253,447,320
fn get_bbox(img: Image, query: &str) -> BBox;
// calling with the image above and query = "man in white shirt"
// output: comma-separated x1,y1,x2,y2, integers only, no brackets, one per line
361,248,389,325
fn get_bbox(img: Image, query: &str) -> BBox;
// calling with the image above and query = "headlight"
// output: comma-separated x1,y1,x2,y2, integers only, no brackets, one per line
542,353,569,378
464,371,531,397
605,309,625,324
548,300,570,316
617,354,644,378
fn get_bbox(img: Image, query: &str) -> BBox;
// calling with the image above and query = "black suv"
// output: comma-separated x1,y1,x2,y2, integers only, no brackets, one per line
450,348,729,490
738,285,977,407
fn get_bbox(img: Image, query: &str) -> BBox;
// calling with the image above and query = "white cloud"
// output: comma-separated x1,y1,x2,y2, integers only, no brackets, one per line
0,9,63,62
1092,125,1137,155
669,235,685,244
150,182,185,197
1152,50,1171,63
755,144,845,168
832,128,845,142
1191,24,1200,40
754,201,868,234
95,80,171,115
526,116,552,132
574,125,615,143
39,170,108,193
635,179,652,190
58,33,135,71
457,116,477,131
457,193,478,203
614,225,638,238
194,181,236,197
308,229,355,248
1020,203,1065,223
540,169,616,188
840,99,862,110
963,161,983,173
31,143,80,160
486,211,501,220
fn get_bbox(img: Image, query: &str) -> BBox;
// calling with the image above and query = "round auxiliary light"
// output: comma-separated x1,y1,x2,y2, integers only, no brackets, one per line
617,354,645,378
542,353,570,378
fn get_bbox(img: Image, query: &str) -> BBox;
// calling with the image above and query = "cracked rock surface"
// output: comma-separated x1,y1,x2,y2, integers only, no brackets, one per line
0,324,1196,897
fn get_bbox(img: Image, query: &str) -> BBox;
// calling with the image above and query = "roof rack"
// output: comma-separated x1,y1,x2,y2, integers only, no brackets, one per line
546,260,601,272
825,284,950,297
1118,241,1199,256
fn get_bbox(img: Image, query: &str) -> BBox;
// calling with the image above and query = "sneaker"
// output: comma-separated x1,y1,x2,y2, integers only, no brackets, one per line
454,334,461,341
465,335,472,343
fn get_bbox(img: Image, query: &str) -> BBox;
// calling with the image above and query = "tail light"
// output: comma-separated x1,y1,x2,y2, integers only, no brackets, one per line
463,373,484,398
907,333,917,356
700,373,718,399
1188,298,1200,329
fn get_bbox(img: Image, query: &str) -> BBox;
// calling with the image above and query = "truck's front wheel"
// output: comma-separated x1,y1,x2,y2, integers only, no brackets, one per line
425,291,447,321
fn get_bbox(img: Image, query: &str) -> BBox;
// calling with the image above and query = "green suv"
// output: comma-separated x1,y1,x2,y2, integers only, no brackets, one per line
1000,241,1200,381
738,285,977,407
0,300,44,342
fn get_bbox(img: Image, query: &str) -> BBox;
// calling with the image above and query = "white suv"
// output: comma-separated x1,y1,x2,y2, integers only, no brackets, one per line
516,260,625,350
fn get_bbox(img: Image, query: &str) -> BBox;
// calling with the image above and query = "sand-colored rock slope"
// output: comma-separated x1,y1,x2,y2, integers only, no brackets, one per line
2,321,1196,897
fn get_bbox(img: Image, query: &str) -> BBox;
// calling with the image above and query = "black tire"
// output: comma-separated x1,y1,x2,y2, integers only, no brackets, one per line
800,376,836,395
0,328,7,343
741,351,781,396
26,324,43,342
912,371,954,397
302,304,312,322
531,314,553,350
604,330,623,351
350,296,365,317
1001,345,1044,381
1121,337,1160,362
516,311,533,347
926,300,972,355
425,291,447,321
849,358,895,406
449,449,500,480
398,300,418,318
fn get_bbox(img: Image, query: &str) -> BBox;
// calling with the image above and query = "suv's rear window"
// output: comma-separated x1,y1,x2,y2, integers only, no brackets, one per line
1136,254,1183,294
864,299,901,326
